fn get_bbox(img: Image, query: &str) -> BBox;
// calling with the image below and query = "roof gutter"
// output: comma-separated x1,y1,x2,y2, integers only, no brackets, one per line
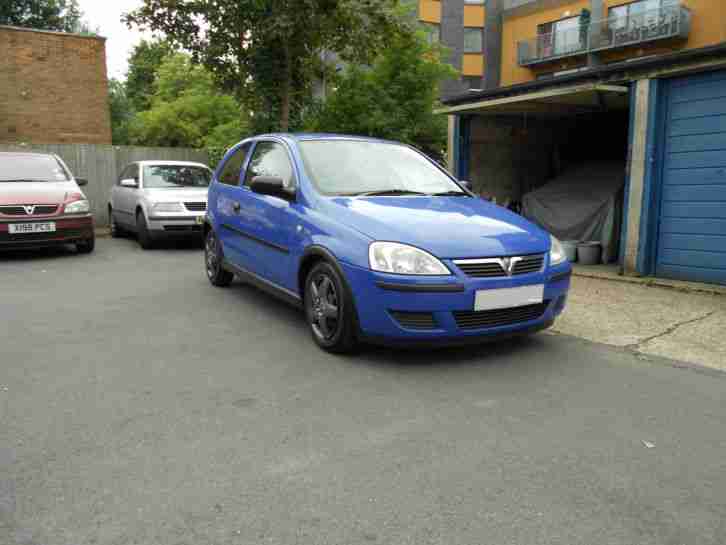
441,43,726,108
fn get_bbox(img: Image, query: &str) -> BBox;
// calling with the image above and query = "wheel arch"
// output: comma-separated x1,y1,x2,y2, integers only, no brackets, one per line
298,245,349,300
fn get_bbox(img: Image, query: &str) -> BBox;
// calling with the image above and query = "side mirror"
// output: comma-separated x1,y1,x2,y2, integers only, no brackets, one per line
250,176,293,200
76,178,88,187
459,180,473,192
120,178,138,188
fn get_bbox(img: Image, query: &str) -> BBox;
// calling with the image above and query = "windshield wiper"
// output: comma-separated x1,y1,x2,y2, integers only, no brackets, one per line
0,179,47,183
430,190,469,197
355,189,430,197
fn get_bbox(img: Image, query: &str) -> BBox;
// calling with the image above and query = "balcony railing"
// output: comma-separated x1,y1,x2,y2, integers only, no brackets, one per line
517,3,691,67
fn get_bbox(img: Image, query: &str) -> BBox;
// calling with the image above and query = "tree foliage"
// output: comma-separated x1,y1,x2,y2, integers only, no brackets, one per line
128,54,247,151
125,0,405,132
305,30,456,161
0,0,89,33
124,39,174,112
108,78,134,145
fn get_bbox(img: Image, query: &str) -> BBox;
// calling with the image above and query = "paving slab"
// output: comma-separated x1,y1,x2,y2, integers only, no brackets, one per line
554,275,726,371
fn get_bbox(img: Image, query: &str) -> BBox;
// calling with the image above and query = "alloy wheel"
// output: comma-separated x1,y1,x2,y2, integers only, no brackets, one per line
308,272,341,341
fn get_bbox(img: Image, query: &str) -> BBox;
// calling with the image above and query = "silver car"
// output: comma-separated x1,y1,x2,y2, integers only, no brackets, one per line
108,161,212,249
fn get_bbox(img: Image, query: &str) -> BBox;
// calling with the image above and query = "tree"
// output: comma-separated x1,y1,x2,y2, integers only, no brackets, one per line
125,39,174,112
0,0,84,33
128,54,247,151
108,78,134,145
305,29,457,161
125,0,405,132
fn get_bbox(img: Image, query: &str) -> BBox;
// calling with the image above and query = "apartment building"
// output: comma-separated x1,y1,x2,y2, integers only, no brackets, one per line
422,0,726,285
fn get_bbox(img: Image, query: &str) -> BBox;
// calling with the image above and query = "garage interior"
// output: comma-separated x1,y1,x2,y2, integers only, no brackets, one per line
460,84,632,265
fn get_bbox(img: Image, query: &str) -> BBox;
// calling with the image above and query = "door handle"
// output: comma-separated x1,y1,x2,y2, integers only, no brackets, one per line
232,202,241,213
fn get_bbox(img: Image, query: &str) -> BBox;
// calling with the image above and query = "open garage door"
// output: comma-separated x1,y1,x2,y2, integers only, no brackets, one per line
656,70,726,285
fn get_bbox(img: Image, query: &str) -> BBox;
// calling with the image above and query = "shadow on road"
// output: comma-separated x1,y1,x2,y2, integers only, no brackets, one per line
0,244,80,262
223,276,550,370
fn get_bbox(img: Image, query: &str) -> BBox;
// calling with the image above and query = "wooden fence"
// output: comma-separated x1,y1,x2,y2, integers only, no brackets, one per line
0,144,210,225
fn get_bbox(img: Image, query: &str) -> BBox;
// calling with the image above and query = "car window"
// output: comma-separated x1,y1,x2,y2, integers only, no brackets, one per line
118,164,139,185
298,140,463,196
143,165,211,188
117,165,132,185
243,142,296,191
218,144,250,186
0,154,69,182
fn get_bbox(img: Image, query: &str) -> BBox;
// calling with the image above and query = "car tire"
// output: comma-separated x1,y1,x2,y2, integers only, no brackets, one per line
136,210,154,250
76,235,95,254
304,261,358,354
205,228,234,287
109,206,122,238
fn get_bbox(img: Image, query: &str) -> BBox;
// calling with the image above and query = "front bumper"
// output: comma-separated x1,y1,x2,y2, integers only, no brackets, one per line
147,214,205,235
0,215,94,248
341,260,571,344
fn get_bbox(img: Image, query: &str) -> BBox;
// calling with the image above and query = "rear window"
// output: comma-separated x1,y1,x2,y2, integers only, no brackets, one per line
0,155,70,182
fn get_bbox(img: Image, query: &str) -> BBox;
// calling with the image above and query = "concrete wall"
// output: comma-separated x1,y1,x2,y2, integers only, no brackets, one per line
467,116,557,203
0,144,210,225
0,26,112,145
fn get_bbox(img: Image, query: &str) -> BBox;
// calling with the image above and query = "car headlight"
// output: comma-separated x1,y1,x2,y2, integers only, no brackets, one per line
64,199,90,214
151,202,184,213
369,242,450,275
549,235,567,266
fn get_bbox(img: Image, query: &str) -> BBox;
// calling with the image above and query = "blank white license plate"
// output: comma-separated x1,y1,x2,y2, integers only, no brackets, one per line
9,222,56,234
474,284,544,311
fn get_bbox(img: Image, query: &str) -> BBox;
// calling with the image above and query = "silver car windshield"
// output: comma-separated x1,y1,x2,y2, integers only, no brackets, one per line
0,155,70,182
298,140,463,196
143,165,212,189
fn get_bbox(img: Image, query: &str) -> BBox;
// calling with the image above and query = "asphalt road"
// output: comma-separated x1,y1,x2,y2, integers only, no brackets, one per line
1,238,725,545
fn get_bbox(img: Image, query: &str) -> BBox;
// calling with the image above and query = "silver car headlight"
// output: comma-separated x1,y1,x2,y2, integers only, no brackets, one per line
369,242,450,275
152,202,184,213
549,235,567,266
64,199,90,214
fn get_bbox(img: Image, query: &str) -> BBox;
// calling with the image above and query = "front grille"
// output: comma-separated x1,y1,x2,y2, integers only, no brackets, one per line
0,229,85,243
184,202,206,212
0,205,59,216
454,254,545,278
390,311,437,330
512,254,545,275
163,225,202,232
455,261,506,278
453,301,550,330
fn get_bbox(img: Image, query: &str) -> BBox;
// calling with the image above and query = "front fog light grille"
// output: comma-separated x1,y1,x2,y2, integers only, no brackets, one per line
390,311,437,330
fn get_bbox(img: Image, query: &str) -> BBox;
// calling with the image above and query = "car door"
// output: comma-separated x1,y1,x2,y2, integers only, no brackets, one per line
211,143,253,269
114,163,140,228
238,140,297,287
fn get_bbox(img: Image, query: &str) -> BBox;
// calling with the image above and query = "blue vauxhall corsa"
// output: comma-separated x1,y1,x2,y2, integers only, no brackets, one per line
204,134,571,353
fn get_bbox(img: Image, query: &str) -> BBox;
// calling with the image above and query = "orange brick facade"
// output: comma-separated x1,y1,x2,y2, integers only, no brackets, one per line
0,26,112,144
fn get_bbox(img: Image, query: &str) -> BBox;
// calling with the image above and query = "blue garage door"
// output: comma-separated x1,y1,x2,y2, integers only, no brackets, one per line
656,70,726,285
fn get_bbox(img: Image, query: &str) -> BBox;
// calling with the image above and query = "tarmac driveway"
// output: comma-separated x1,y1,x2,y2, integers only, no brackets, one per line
1,239,725,545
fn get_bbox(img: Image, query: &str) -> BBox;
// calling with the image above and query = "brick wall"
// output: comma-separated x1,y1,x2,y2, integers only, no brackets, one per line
0,26,112,145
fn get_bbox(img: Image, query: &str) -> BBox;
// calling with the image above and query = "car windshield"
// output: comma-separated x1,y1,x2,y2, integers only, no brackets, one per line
143,165,212,189
298,140,464,196
0,155,70,182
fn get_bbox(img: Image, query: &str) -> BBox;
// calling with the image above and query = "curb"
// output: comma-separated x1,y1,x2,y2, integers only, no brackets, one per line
572,267,726,298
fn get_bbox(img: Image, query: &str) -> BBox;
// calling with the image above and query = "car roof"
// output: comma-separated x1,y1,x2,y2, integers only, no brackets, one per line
0,151,57,159
250,133,404,146
136,160,210,167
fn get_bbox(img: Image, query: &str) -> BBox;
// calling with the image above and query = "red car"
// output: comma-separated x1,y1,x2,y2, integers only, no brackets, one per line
0,152,95,253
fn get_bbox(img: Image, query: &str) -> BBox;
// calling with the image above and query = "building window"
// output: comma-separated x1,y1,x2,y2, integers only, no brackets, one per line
537,15,583,57
423,23,440,45
609,0,674,30
463,28,483,53
463,76,483,90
